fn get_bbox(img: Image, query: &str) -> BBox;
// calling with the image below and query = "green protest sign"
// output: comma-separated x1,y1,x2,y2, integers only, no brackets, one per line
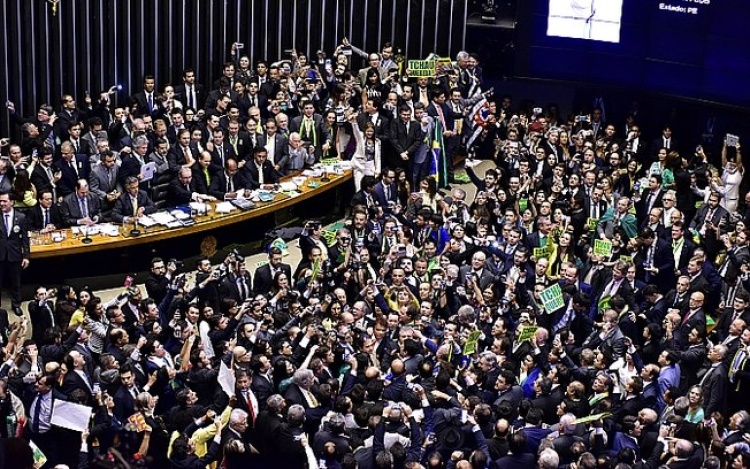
321,229,336,247
587,217,598,231
463,330,483,356
619,255,633,264
518,325,538,343
540,284,565,314
593,239,613,257
408,60,436,77
573,412,612,425
533,246,550,259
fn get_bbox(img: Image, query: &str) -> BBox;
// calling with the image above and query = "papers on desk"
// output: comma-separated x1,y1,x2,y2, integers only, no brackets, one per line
189,202,209,213
151,212,177,224
138,215,157,227
170,210,190,220
302,169,322,177
279,182,298,192
70,223,119,237
98,223,121,237
214,202,236,214
141,162,157,182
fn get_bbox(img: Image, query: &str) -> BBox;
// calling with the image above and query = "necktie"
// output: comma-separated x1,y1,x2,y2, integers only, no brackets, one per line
183,146,190,161
147,94,153,113
4,214,9,235
385,185,390,201
646,192,653,209
79,198,89,218
44,208,50,227
218,146,224,165
107,168,114,187
244,391,256,423
405,121,410,134
203,167,211,185
227,174,234,193
70,161,78,177
187,86,194,108
131,197,138,216
32,394,43,433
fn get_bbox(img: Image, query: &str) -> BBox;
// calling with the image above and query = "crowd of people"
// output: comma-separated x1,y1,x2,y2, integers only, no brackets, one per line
0,34,749,469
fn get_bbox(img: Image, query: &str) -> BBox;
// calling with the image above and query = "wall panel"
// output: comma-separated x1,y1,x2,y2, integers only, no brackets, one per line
1,0,466,135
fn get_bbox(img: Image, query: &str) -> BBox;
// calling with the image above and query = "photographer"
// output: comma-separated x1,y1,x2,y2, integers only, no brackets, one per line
145,257,179,304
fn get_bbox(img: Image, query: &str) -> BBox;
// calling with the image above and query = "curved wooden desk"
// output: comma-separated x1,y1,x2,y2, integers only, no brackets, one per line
30,170,352,259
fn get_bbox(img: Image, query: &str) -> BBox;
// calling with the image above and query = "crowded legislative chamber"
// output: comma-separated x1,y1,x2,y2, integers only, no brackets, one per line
1,1,750,468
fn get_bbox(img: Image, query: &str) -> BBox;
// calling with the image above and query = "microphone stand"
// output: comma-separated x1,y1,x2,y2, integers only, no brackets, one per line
81,225,93,244
129,218,141,237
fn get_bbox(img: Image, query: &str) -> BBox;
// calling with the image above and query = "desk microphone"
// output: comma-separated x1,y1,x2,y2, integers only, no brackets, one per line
130,219,141,237
81,225,93,244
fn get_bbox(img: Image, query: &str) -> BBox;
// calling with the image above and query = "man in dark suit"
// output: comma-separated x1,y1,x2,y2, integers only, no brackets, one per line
191,152,222,197
208,127,237,168
28,285,56,343
390,105,423,173
119,135,153,191
636,174,665,223
426,89,461,185
111,176,157,224
290,99,330,160
168,129,200,176
61,350,95,405
459,251,496,291
226,120,254,163
59,179,102,227
88,150,122,215
253,247,292,295
372,167,398,208
674,292,707,350
701,344,729,416
0,192,30,315
243,147,279,190
56,141,92,197
255,119,288,167
209,157,250,200
174,68,206,110
167,167,217,207
639,228,675,287
250,356,274,410
30,149,61,201
128,75,160,117
689,192,729,236
27,190,64,232
670,222,695,273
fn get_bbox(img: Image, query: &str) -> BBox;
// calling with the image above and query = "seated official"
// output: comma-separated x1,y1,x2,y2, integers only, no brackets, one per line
167,167,217,207
243,147,279,190
27,190,64,232
209,157,251,200
111,176,157,224
275,132,315,175
59,179,102,227
191,151,222,197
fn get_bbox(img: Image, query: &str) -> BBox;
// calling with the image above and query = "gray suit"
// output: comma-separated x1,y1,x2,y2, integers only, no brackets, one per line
89,164,121,201
60,193,102,227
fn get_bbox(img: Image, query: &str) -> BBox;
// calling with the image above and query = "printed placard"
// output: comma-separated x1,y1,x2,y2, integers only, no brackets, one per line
540,284,565,314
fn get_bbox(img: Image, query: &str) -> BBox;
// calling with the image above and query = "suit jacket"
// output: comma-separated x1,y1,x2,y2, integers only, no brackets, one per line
373,181,398,208
357,112,390,142
251,374,274,410
167,177,199,207
689,203,729,232
89,164,121,202
252,263,292,295
701,363,728,416
30,163,57,198
56,156,91,197
128,91,161,117
256,133,289,165
191,163,222,196
459,265,495,291
27,204,64,231
209,170,250,198
61,370,95,405
675,309,706,350
111,190,156,223
210,142,237,168
283,383,313,410
167,143,201,175
226,130,254,161
637,188,665,221
389,118,423,156
174,83,207,110
242,160,279,189
290,114,330,158
59,193,102,227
